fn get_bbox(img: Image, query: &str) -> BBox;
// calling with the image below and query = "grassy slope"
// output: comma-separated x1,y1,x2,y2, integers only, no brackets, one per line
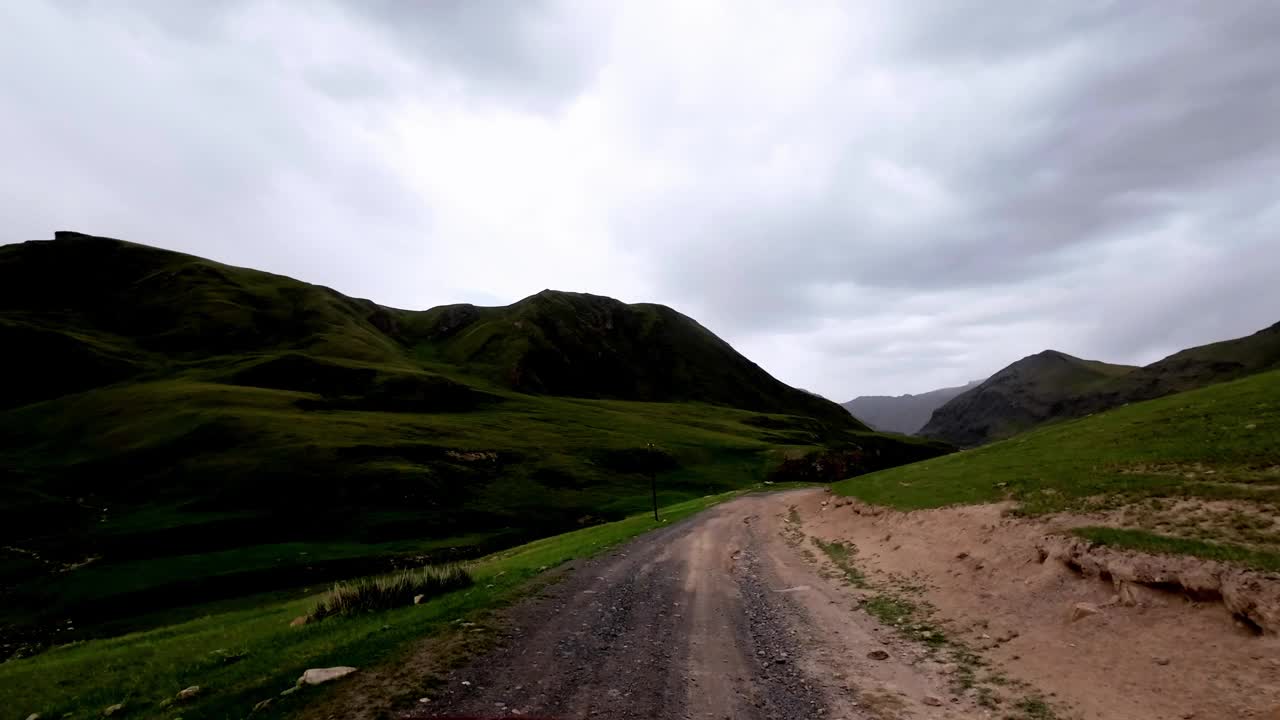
2,380,885,636
0,232,947,651
835,369,1280,569
0,493,737,720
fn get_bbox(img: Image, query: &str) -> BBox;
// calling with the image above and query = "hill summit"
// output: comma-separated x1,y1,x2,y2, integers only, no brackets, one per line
0,231,857,427
920,322,1280,447
919,350,1134,446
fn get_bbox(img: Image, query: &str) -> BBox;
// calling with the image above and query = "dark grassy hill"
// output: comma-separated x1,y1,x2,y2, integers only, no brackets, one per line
919,351,1135,446
842,380,981,435
400,289,859,426
920,322,1280,447
0,231,940,652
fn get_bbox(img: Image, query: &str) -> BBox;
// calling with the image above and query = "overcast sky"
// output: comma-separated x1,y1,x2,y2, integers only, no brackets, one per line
4,1,1279,400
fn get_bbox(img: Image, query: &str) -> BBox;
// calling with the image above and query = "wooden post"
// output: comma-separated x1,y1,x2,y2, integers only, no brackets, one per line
648,442,658,521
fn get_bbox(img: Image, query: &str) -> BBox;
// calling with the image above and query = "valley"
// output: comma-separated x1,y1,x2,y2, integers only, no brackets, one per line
0,233,1276,720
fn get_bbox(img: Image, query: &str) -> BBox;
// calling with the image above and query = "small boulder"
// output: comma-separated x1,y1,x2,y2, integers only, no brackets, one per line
1154,657,1171,666
923,695,944,706
176,686,201,702
299,666,358,686
1069,602,1102,621
867,650,890,661
413,594,426,605
102,704,125,717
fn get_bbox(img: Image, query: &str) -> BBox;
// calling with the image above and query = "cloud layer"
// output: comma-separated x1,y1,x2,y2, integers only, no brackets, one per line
5,1,1279,399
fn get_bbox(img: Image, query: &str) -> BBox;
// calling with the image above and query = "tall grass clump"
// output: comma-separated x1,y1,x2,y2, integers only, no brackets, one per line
309,564,472,621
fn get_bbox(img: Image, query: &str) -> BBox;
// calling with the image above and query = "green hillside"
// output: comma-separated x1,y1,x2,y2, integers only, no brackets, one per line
919,350,1136,446
836,368,1280,569
920,323,1280,448
0,231,946,656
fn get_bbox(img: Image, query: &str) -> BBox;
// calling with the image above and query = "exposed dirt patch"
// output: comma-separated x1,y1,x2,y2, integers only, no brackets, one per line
800,491,1280,720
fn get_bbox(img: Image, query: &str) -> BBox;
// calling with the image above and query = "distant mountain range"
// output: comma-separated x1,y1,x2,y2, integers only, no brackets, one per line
842,380,982,435
920,322,1280,447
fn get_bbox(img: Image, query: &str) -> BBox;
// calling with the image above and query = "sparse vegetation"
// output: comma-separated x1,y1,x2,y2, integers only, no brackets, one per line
811,538,868,587
1072,527,1280,573
309,565,473,621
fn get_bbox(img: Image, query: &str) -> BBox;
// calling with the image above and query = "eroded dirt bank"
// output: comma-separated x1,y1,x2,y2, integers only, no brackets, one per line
796,490,1280,720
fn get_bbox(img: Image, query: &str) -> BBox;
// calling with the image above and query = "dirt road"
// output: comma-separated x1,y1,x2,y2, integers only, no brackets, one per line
408,491,979,720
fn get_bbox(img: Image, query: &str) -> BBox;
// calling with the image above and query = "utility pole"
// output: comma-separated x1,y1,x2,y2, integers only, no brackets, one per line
648,442,659,521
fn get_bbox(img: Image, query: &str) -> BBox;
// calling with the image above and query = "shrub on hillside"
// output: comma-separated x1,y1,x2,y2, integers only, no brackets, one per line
309,564,472,620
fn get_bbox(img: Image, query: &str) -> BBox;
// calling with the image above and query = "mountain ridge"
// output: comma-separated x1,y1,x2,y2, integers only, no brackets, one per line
842,380,982,435
920,322,1280,447
919,350,1136,446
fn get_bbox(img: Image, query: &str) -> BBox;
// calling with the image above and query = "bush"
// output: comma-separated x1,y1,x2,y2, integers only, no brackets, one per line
309,564,472,620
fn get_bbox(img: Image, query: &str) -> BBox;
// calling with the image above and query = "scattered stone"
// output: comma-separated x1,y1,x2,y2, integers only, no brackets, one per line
209,648,249,664
175,686,201,702
252,699,273,713
298,667,358,686
102,704,125,717
922,695,944,706
414,594,426,605
289,616,310,627
1069,602,1102,621
867,650,890,661
955,552,969,560
1154,657,1171,666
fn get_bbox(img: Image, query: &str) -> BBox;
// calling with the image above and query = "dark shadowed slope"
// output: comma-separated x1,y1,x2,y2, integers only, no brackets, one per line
919,351,1135,447
0,232,861,426
0,231,944,649
842,380,981,435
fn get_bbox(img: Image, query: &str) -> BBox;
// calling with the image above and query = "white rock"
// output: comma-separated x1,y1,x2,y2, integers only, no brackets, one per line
176,686,201,701
1069,602,1102,621
298,667,358,686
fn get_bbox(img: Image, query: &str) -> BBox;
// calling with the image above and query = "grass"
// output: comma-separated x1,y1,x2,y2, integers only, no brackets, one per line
308,565,473,621
1,233,948,650
834,368,1280,516
811,538,868,588
1072,527,1280,573
0,493,733,720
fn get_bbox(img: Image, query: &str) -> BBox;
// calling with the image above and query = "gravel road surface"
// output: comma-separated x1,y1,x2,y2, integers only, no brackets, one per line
405,491,976,720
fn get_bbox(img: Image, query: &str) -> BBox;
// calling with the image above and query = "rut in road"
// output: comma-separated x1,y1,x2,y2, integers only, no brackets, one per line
406,492,975,720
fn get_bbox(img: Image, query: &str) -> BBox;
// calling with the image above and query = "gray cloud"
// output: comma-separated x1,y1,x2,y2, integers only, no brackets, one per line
3,1,1279,401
